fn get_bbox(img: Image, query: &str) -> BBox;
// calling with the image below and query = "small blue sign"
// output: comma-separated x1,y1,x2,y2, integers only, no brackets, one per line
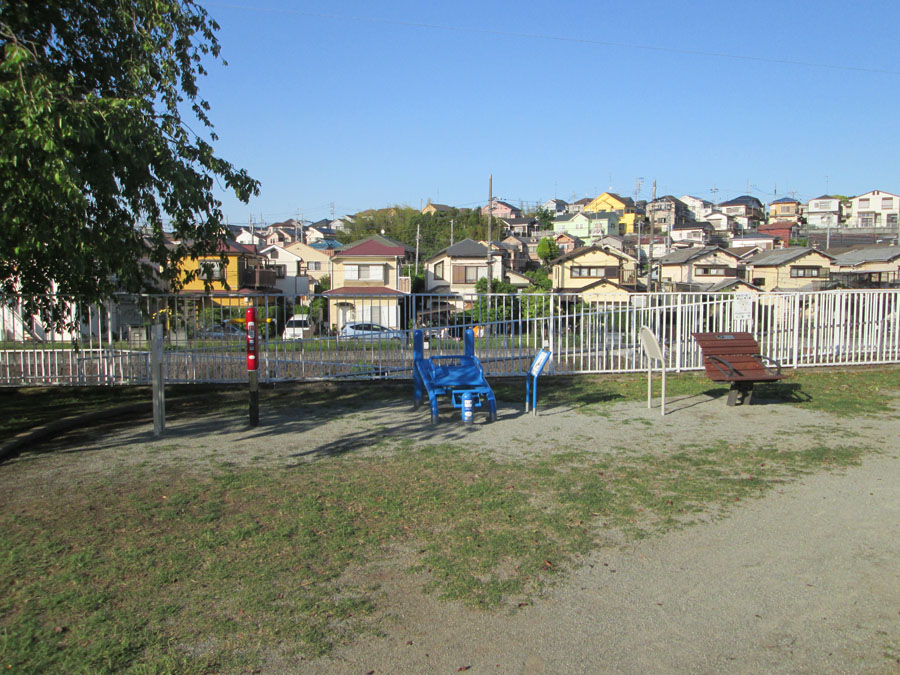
526,348,552,415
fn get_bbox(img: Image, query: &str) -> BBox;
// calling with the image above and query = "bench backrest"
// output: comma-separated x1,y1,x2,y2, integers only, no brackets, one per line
692,331,778,381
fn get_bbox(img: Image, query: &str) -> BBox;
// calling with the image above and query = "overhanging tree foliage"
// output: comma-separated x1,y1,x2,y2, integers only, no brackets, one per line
0,0,259,324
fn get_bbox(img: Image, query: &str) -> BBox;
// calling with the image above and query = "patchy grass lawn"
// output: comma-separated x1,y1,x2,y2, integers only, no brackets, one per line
0,439,875,671
0,366,898,671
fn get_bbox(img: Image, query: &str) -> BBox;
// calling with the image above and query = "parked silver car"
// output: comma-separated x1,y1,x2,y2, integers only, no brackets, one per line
339,323,404,341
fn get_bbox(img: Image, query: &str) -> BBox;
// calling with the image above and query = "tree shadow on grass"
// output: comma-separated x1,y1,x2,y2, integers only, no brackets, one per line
14,383,505,464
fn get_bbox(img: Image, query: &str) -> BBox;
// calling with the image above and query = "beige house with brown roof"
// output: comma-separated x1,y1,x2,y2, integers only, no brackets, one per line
551,245,639,293
284,241,333,285
324,235,411,331
744,248,834,291
658,246,744,291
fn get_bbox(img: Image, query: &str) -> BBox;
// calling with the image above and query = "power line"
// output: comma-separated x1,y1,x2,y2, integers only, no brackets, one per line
207,3,900,77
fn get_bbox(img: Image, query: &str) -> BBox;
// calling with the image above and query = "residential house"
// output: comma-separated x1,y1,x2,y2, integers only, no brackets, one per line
233,227,266,249
542,198,569,215
554,232,583,255
805,195,844,229
423,239,514,306
553,211,621,241
551,245,640,294
306,221,338,243
265,227,296,247
657,246,744,292
284,241,332,284
501,217,537,237
329,215,354,232
768,197,801,223
744,247,835,291
178,239,279,299
757,222,797,247
730,233,779,250
670,221,715,247
323,235,412,331
679,195,715,222
567,197,593,214
584,192,642,234
481,198,522,220
829,245,900,288
499,236,530,272
421,202,453,215
703,210,738,235
259,244,311,300
718,195,765,231
847,190,900,228
646,195,691,233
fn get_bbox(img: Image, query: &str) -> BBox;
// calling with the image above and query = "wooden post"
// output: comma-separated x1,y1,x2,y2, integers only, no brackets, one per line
151,324,165,437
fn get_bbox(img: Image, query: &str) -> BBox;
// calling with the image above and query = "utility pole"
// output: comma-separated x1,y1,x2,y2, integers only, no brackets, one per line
487,173,493,292
649,180,656,292
450,218,455,246
711,185,719,205
415,223,420,274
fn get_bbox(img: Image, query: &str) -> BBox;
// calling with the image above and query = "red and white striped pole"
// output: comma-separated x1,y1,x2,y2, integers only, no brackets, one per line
246,306,259,427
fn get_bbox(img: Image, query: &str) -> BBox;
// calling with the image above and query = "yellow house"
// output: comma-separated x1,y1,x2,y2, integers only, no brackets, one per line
829,245,900,288
584,193,642,234
551,245,640,293
658,246,744,291
178,240,279,304
324,235,411,331
284,241,333,285
745,247,835,291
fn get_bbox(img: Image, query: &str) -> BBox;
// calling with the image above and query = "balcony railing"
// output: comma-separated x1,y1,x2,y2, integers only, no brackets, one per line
241,267,277,289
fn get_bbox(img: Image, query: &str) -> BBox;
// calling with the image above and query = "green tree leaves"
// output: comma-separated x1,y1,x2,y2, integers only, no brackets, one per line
1,0,259,325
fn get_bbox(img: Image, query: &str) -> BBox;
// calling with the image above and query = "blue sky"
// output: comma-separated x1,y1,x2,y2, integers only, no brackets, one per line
197,0,900,226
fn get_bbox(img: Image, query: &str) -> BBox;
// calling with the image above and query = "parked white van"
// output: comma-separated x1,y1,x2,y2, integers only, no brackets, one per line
283,314,313,339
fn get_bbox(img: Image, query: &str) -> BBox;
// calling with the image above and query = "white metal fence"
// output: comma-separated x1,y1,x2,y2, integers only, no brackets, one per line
2,289,899,386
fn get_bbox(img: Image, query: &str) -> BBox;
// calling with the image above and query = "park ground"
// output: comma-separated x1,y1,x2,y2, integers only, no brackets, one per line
0,369,899,673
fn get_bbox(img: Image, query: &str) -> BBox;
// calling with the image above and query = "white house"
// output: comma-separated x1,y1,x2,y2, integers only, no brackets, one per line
679,195,715,222
805,195,844,229
259,245,311,300
847,190,900,228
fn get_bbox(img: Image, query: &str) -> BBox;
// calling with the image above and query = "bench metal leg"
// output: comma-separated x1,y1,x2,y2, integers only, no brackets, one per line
727,382,754,406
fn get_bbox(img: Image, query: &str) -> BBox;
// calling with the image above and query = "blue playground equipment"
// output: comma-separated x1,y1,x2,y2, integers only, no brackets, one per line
413,328,497,424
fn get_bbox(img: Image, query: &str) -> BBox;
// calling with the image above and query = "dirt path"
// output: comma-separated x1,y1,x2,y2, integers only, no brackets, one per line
7,388,900,673
309,449,900,674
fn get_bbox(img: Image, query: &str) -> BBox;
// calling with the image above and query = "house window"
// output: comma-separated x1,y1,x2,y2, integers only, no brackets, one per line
452,265,487,284
883,198,894,209
269,249,279,259
859,198,870,208
344,264,385,281
860,213,876,227
200,259,225,281
434,261,445,280
888,214,899,226
753,277,765,287
697,266,728,276
308,261,322,271
273,264,286,279
790,266,827,278
571,266,618,278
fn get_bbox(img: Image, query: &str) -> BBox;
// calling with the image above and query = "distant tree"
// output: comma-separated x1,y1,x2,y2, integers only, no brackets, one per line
523,267,552,290
0,0,259,326
535,206,555,229
536,238,560,266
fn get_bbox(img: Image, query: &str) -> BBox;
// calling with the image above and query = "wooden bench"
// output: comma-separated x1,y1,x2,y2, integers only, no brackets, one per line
692,332,786,406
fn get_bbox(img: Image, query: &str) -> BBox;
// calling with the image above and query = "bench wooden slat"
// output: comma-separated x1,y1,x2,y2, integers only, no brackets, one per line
692,331,787,406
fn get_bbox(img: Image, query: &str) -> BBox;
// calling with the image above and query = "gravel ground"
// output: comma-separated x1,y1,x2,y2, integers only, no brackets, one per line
5,386,900,673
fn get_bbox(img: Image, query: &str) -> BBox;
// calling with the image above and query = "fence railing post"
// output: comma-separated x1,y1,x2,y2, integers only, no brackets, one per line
151,323,165,437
